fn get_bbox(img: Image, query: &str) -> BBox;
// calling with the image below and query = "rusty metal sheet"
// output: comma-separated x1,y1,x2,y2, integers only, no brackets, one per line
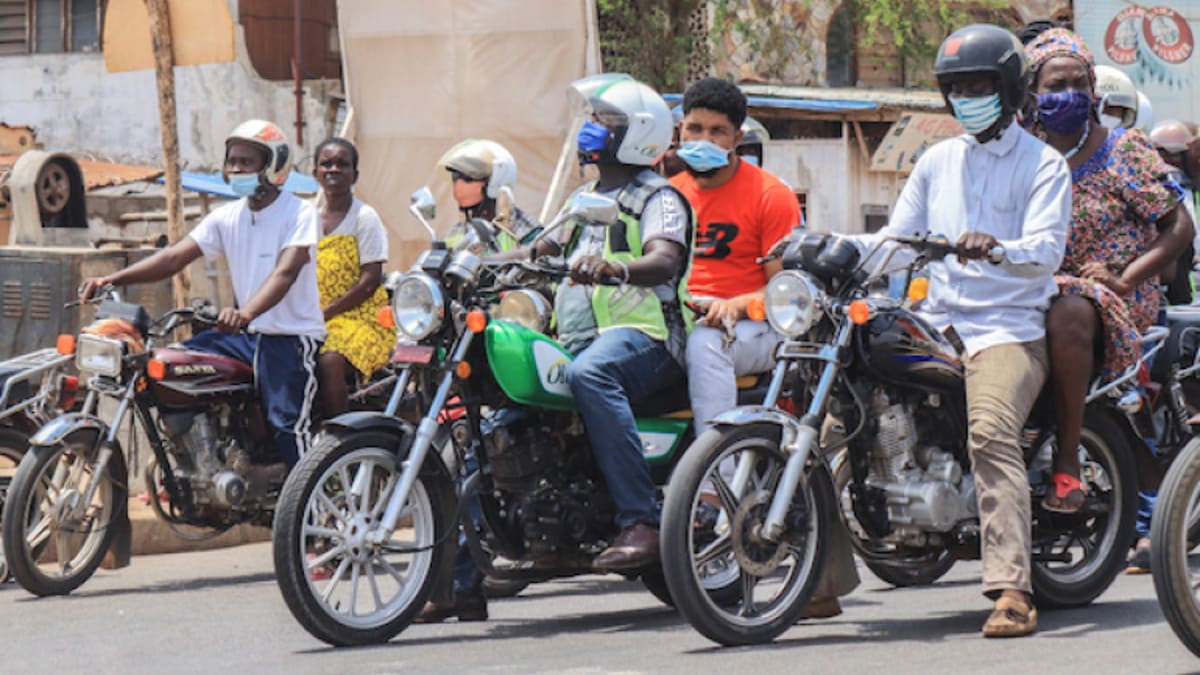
0,154,162,191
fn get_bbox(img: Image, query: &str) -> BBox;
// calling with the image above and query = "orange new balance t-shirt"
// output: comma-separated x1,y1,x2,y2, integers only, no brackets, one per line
672,161,800,299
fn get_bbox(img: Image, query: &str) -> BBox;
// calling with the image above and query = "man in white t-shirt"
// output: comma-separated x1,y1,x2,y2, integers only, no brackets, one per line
79,119,325,468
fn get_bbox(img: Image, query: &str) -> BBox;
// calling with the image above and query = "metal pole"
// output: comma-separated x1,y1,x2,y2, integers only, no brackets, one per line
293,0,305,147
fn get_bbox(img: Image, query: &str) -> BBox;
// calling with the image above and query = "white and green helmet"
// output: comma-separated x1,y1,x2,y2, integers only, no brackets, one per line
578,77,673,167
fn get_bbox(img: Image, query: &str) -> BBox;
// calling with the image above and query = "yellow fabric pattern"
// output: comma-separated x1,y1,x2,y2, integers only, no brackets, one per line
317,233,396,376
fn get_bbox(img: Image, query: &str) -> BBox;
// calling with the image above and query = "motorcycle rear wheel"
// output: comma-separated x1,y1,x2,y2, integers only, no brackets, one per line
0,429,125,596
0,427,32,583
273,430,449,647
1151,437,1200,657
1030,408,1136,608
661,423,830,646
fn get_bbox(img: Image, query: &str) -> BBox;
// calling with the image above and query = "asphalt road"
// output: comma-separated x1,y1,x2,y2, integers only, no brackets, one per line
2,542,1196,674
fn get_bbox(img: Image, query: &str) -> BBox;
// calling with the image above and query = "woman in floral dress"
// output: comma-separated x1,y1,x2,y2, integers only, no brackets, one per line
1025,30,1192,533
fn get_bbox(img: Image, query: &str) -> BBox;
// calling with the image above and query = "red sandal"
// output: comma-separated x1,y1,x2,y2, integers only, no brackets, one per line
1042,472,1087,514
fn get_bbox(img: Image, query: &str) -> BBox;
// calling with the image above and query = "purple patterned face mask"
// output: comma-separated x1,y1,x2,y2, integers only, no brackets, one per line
1036,90,1093,135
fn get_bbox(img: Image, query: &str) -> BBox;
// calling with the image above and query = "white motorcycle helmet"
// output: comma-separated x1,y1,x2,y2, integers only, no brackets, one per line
1135,91,1155,132
223,119,292,186
438,139,517,199
1094,65,1138,129
584,78,673,166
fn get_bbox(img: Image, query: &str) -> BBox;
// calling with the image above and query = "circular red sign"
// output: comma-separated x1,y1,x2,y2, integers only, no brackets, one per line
1143,6,1194,64
1104,6,1145,65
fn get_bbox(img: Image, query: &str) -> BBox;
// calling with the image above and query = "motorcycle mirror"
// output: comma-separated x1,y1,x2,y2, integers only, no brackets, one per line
564,192,619,227
408,187,438,242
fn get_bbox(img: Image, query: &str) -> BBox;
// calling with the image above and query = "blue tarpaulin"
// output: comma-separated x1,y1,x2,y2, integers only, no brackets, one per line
160,171,320,199
663,92,877,113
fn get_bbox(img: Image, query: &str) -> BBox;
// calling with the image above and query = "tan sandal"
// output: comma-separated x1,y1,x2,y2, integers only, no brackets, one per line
982,596,1037,638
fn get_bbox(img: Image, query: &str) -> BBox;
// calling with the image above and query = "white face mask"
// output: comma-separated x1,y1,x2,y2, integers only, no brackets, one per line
1099,113,1124,129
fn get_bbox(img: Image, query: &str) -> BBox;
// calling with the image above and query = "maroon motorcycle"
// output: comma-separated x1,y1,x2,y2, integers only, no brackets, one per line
0,288,314,596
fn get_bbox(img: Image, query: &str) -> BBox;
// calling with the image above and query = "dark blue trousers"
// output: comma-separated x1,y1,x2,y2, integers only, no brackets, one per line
184,330,320,468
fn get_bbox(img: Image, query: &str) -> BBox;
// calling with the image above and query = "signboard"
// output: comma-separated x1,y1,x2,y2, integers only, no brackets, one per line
103,0,235,73
870,113,963,174
1077,3,1199,125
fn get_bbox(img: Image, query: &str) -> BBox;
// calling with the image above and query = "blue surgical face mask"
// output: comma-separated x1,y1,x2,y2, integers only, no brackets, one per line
1036,90,1093,135
948,93,1004,136
677,139,732,173
740,154,760,167
577,121,611,164
229,173,261,197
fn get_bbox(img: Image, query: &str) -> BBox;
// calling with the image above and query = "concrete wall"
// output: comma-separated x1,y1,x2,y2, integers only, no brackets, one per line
0,29,335,171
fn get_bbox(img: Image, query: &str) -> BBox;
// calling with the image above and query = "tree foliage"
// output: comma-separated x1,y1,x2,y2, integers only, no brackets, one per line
596,0,707,91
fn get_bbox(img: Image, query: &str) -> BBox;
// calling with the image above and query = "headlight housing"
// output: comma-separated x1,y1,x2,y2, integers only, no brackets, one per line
495,289,552,333
76,334,125,378
765,271,822,338
391,273,444,340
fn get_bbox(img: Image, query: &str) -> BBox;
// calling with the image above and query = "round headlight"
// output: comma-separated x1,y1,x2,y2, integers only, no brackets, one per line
391,273,444,340
496,289,552,333
765,271,821,338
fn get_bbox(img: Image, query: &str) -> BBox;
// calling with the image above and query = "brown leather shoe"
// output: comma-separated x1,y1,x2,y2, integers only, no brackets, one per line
593,523,660,570
413,594,488,624
800,596,843,620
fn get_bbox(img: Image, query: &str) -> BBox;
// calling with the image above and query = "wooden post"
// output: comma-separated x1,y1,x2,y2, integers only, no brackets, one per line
144,0,189,308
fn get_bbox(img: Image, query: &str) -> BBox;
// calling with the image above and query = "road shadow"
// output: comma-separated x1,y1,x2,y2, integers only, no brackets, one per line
9,571,277,602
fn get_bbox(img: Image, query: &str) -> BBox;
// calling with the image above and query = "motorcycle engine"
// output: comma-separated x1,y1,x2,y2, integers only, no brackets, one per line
863,390,976,541
159,405,267,512
483,409,614,553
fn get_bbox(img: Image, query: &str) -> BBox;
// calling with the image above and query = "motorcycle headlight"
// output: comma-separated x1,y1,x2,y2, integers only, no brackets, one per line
496,289,552,333
391,273,444,340
765,270,822,338
76,334,124,378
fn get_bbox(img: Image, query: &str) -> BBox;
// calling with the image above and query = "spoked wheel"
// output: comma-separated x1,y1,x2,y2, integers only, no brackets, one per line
661,423,830,646
273,431,450,647
0,428,32,583
1029,409,1136,607
1152,437,1200,656
0,429,126,596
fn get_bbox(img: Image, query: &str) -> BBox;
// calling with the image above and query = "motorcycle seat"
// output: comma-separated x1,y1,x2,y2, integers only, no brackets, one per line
634,372,771,419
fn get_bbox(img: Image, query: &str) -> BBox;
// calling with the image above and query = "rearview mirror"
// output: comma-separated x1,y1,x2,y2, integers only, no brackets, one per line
564,192,618,227
408,187,437,241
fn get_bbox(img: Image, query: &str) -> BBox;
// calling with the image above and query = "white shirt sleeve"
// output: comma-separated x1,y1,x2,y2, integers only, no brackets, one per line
996,149,1070,277
851,153,932,273
187,210,226,259
353,203,389,264
285,201,320,249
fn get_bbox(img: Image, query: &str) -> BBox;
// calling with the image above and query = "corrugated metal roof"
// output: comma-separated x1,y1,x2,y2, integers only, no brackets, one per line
167,171,320,198
665,91,878,113
0,154,163,190
740,84,946,111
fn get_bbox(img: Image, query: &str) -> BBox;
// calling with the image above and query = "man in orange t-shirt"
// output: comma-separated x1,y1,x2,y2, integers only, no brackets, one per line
670,77,799,431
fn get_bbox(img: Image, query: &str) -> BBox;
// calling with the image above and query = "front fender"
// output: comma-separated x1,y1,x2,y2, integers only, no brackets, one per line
709,405,815,436
318,411,454,486
29,412,110,447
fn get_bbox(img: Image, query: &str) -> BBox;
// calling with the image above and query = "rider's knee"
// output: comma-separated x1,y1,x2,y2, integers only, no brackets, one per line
1047,295,1098,345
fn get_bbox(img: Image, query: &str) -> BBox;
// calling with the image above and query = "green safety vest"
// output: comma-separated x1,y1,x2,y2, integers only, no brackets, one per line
443,220,521,253
567,170,695,340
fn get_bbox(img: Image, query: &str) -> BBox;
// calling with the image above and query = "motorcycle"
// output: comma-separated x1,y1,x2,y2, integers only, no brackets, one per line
0,290,387,596
0,348,78,581
659,232,1139,646
271,190,761,646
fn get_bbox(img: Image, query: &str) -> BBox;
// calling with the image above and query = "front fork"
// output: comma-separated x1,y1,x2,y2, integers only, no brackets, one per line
69,377,137,519
369,331,475,545
758,321,853,543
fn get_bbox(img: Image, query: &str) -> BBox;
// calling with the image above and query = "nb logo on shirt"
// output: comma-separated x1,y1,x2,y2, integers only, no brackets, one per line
695,222,740,259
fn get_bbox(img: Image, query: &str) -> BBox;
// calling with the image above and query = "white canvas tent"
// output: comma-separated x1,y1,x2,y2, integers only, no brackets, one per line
336,0,599,268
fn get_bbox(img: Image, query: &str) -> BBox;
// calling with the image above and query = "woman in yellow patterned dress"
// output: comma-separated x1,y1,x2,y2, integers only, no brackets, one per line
313,138,395,415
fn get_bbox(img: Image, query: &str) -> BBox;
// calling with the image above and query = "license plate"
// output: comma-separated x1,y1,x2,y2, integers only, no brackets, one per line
391,344,435,364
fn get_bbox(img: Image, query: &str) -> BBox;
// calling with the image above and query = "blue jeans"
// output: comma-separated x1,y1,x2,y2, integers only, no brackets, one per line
453,447,484,597
184,330,320,468
567,328,682,529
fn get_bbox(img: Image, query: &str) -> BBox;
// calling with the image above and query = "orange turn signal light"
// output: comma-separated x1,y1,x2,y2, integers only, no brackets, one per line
146,358,167,380
847,300,872,325
465,309,488,334
907,277,930,303
746,298,766,322
56,334,76,355
378,306,395,329
455,361,472,379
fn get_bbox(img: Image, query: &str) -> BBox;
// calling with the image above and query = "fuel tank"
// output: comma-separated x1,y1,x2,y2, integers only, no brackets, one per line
856,307,964,394
147,347,255,409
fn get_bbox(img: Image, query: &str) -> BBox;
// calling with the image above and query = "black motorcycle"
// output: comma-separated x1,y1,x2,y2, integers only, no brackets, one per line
660,232,1139,645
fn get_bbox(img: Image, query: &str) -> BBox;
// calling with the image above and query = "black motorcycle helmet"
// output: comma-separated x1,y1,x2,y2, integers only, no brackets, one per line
935,24,1028,139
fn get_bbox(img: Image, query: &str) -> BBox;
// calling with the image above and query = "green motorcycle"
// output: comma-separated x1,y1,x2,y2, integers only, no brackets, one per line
272,191,758,646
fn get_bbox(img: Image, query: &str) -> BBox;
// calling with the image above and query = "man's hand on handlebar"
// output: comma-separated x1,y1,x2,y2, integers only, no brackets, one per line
77,277,112,305
216,307,253,334
569,255,623,285
955,232,1001,265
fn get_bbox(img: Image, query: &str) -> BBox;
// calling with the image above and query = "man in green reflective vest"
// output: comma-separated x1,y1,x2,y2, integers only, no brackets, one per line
530,77,693,569
440,139,542,252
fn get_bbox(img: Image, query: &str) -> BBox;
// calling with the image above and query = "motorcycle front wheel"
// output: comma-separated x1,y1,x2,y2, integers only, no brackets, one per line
1030,408,1136,607
661,423,830,646
273,430,450,647
0,429,126,596
0,427,32,583
1151,437,1200,657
